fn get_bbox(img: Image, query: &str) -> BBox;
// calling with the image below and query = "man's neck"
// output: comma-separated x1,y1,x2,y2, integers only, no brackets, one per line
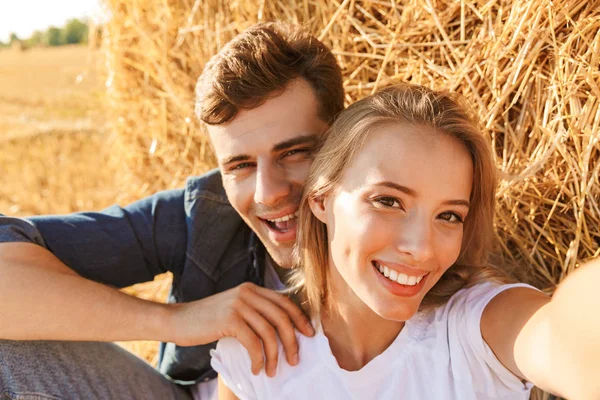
266,254,292,286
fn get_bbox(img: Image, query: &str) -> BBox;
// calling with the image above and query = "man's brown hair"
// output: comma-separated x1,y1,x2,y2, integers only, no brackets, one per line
195,22,344,126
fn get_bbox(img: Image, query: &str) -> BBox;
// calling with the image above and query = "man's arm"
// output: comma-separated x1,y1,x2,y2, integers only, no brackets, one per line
0,188,187,342
0,242,173,342
0,189,314,375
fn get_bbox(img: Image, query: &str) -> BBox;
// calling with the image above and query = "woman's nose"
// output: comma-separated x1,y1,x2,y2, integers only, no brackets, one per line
395,215,435,263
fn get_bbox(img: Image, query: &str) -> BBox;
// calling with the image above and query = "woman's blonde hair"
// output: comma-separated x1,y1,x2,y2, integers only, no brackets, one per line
292,84,513,319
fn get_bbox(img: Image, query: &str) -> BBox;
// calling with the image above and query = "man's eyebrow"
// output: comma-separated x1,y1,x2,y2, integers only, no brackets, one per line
221,154,252,166
272,134,319,152
374,181,470,208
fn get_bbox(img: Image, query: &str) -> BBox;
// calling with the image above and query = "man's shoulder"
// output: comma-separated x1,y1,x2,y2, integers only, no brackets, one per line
184,168,229,204
182,168,241,225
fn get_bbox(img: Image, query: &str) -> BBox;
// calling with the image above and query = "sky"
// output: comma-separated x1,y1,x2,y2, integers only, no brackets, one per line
0,0,103,42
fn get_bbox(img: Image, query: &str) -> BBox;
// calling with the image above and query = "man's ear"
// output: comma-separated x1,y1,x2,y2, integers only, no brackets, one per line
308,194,328,224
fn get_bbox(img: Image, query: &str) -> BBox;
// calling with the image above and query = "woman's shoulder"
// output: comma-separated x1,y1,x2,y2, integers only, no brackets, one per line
427,282,537,320
210,330,325,397
407,282,536,396
411,282,538,346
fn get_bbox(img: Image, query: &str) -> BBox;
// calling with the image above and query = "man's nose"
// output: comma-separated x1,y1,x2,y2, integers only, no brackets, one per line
396,215,435,263
254,163,291,206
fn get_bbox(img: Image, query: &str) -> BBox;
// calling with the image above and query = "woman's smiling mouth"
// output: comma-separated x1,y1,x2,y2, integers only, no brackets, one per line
372,260,430,296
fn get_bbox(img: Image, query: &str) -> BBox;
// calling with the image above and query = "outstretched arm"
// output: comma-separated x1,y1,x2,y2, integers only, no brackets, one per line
482,257,600,399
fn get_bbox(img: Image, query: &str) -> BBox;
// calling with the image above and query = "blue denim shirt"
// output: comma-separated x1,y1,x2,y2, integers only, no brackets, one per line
0,168,265,385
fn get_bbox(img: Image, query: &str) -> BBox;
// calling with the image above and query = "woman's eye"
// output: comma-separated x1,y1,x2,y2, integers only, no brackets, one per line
374,197,402,208
439,212,464,224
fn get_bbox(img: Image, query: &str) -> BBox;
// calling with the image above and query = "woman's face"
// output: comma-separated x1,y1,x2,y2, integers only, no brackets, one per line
311,123,474,321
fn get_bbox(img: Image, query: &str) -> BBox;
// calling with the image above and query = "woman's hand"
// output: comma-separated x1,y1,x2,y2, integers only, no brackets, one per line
169,282,314,377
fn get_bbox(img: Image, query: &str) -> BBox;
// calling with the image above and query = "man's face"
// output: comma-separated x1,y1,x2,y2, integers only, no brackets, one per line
208,79,330,268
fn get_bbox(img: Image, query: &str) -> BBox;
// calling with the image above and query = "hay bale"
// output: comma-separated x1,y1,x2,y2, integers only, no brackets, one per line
104,0,600,291
102,0,599,305
102,1,599,396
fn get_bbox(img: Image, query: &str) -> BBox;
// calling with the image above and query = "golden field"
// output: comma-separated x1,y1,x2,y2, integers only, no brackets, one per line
0,45,115,215
0,44,170,364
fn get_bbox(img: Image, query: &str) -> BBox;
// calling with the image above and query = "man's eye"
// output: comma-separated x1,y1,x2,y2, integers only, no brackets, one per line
439,212,464,224
230,162,252,171
374,197,402,208
283,148,309,158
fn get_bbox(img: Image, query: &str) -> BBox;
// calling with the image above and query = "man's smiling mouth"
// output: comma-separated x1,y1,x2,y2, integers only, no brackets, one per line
260,211,300,232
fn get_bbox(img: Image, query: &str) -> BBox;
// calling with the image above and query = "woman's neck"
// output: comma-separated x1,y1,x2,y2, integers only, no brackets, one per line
320,281,405,371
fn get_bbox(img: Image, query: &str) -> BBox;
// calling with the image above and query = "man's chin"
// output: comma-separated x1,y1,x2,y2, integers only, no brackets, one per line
263,243,295,269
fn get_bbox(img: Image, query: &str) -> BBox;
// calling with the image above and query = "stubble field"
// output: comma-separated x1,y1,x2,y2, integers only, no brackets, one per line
0,44,169,365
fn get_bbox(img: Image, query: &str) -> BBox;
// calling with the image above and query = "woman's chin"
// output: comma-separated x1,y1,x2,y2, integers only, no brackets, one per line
371,300,420,322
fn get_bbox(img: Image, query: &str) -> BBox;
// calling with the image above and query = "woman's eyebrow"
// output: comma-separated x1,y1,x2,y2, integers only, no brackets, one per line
442,199,470,208
374,181,417,197
373,181,470,207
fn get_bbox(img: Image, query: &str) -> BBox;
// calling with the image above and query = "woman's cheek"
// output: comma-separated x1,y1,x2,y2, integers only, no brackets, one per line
436,229,464,270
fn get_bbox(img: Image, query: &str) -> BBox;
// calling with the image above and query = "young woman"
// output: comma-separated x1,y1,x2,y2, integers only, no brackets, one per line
211,84,600,400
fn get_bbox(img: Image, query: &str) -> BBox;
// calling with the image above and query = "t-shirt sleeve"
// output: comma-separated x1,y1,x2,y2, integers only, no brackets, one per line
444,282,537,396
210,337,259,400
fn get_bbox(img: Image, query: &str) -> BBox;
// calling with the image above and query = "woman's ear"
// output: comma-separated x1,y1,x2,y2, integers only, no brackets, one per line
308,194,328,224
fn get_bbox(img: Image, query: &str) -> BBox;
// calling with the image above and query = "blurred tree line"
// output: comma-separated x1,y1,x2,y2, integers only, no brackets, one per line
0,18,89,49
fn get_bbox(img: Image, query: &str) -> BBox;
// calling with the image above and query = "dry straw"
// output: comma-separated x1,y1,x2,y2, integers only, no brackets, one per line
102,1,599,395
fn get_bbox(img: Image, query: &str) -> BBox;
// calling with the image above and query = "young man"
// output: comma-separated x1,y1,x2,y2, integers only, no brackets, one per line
0,22,344,399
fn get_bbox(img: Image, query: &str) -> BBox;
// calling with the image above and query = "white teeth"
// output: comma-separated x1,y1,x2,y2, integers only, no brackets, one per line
397,273,408,285
267,212,298,223
376,262,424,286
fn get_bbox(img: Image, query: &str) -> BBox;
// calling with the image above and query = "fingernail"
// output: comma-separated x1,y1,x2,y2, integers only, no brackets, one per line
292,353,299,365
306,323,315,335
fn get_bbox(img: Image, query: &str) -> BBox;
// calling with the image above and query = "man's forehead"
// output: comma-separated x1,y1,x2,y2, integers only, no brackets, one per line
206,78,328,160
208,118,327,163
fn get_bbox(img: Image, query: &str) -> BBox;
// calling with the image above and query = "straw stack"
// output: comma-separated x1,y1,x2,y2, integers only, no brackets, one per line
103,0,599,285
102,1,599,396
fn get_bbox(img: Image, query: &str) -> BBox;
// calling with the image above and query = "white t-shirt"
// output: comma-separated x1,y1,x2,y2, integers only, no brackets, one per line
211,282,535,400
192,257,285,400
